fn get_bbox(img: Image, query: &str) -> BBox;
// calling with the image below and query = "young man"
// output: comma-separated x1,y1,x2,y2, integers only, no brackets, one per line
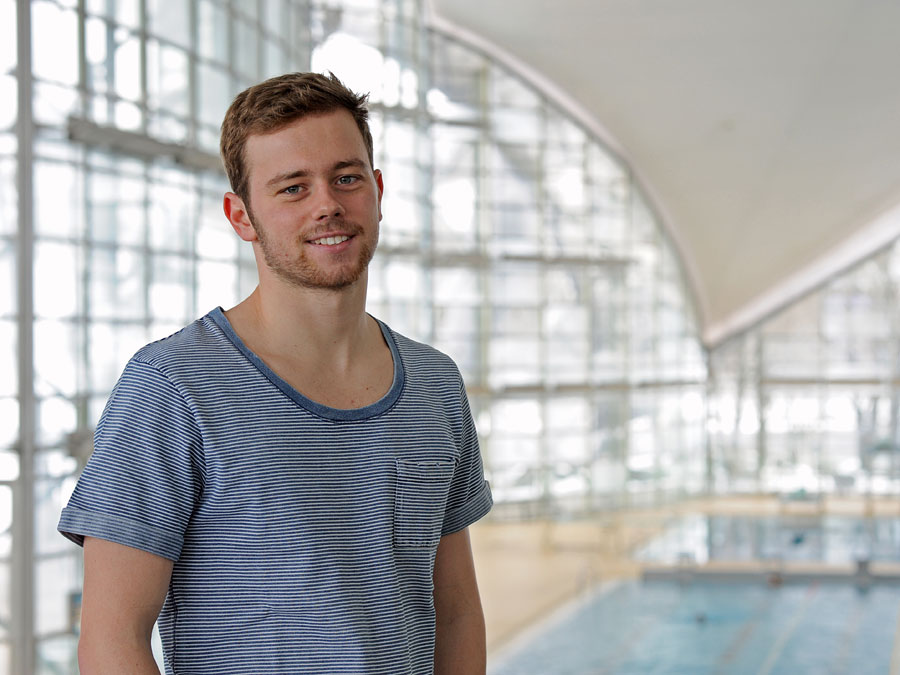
58,72,492,674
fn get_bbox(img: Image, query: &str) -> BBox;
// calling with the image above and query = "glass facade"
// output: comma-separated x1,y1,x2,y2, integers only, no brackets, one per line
708,235,900,498
8,0,707,671
1,0,15,668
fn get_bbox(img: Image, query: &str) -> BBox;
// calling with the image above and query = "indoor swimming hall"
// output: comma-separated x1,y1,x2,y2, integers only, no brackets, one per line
7,0,900,673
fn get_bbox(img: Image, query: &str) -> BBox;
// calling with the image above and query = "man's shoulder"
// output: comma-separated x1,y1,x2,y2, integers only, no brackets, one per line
384,324,458,370
380,322,466,395
130,310,228,373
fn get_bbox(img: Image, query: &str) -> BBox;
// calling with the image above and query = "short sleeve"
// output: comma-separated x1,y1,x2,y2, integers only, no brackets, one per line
440,376,492,536
58,358,204,561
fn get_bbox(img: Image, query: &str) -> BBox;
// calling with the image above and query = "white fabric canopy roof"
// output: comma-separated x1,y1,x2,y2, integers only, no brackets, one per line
429,0,900,345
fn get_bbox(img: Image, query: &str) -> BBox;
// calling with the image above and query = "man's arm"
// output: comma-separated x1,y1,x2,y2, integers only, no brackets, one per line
79,536,173,674
433,527,486,674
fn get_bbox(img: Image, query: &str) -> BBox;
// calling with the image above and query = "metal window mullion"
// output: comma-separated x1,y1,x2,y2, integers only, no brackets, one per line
189,178,199,321
815,279,826,498
77,158,92,436
188,0,200,322
142,166,152,336
224,0,234,90
581,136,595,507
13,0,36,672
187,0,198,147
535,97,551,513
586,260,598,507
704,359,714,494
652,231,662,503
76,1,97,442
756,331,767,491
294,0,313,71
536,100,547,389
888,255,900,487
104,0,117,122
474,56,493,492
76,0,88,117
139,0,149,134
620,170,635,509
255,0,264,80
476,58,490,395
413,8,435,344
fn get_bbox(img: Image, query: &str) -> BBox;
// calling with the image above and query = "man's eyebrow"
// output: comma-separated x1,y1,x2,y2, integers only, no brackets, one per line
266,169,308,189
333,159,368,172
265,159,368,189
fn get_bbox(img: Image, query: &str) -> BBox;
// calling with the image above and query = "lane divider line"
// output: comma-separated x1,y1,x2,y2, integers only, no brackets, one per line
757,583,819,675
889,598,900,675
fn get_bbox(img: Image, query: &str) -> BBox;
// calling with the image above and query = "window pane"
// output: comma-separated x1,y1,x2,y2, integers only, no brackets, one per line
36,397,77,446
34,242,79,319
149,182,195,252
89,322,148,393
148,41,190,117
147,0,190,48
0,155,15,237
35,553,80,633
198,0,229,63
34,320,79,398
0,0,14,77
198,64,232,127
433,174,477,252
197,260,237,313
0,322,13,399
32,2,78,85
150,255,191,320
0,240,12,318
87,0,139,28
34,162,80,238
89,247,145,320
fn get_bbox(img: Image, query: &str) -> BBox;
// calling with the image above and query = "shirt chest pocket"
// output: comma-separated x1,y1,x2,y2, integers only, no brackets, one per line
393,459,456,548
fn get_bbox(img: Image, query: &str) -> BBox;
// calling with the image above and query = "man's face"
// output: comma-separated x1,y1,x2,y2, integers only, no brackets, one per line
241,109,383,291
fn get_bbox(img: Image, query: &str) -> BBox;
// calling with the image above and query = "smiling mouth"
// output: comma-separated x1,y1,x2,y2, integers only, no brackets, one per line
309,235,351,246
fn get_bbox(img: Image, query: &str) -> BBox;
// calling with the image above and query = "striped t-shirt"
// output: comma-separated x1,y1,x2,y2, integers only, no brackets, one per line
58,307,493,674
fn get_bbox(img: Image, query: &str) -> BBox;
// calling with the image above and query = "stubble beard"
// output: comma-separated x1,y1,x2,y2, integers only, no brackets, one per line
250,210,378,291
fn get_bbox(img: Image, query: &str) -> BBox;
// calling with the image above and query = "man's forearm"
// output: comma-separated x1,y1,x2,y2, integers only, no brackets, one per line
434,607,487,675
79,537,171,674
78,637,161,675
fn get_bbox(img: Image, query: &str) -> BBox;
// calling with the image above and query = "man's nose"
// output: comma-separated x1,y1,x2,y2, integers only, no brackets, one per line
314,188,345,220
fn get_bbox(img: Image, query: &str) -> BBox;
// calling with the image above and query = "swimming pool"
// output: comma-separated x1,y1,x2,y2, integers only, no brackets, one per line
489,579,900,674
634,513,900,565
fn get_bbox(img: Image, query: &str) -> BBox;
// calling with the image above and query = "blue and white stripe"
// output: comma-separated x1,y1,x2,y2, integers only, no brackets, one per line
59,307,492,674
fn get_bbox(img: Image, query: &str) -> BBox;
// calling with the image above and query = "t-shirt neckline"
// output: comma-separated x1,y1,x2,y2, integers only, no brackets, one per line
208,306,405,422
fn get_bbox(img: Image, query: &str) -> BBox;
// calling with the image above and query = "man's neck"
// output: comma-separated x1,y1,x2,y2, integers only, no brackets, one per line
225,272,375,374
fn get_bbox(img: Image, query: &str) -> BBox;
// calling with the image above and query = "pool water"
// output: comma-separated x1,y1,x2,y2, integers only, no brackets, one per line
489,579,900,674
634,514,900,566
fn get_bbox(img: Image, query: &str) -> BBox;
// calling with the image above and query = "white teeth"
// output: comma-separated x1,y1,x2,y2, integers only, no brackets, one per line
313,235,350,245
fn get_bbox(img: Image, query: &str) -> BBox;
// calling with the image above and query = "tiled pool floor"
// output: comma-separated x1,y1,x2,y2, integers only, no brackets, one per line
489,579,900,674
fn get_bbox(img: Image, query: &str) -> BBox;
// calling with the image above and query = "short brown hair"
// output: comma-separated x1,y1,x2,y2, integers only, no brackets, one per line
220,72,374,204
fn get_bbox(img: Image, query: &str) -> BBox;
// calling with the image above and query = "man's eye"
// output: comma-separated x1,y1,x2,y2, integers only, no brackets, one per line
283,185,300,194
336,175,358,185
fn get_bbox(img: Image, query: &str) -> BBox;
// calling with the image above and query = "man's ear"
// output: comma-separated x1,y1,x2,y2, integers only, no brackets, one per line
223,192,258,242
374,169,384,222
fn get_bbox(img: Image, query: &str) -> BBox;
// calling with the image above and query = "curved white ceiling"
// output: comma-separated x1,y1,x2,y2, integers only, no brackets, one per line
428,0,900,346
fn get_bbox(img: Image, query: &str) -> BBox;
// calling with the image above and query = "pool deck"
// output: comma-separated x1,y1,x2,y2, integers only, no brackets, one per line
471,495,900,657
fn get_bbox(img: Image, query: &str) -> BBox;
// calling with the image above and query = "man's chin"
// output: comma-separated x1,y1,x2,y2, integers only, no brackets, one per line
273,266,368,291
